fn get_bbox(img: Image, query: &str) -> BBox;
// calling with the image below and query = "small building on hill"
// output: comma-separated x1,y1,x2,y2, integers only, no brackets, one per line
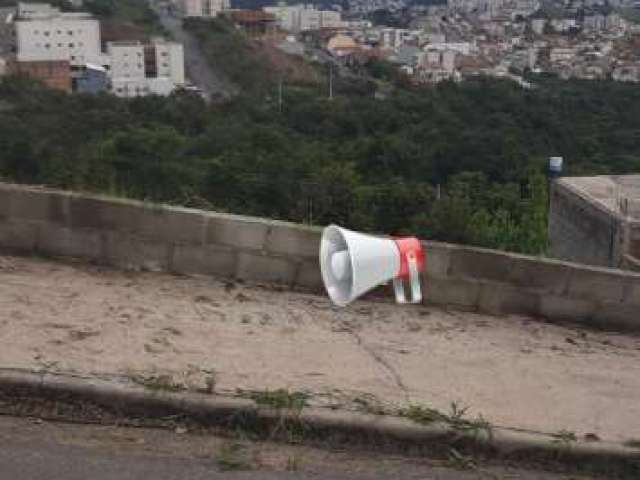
220,10,277,36
326,34,359,57
549,175,640,270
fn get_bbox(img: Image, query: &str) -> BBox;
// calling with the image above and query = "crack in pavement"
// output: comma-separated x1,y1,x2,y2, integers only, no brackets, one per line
344,326,410,403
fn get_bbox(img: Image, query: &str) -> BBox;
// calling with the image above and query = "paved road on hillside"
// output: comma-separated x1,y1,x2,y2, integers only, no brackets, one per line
150,1,237,101
0,416,593,480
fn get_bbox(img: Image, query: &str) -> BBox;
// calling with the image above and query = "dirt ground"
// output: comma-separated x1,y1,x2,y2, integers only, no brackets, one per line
1,255,640,444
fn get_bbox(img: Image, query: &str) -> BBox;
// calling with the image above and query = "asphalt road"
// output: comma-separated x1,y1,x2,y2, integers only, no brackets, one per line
0,415,596,480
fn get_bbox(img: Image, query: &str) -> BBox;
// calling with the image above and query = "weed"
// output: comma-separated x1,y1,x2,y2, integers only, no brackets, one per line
216,442,252,471
131,374,185,392
448,401,469,422
286,454,302,471
399,405,446,425
552,430,577,445
352,395,387,415
447,447,476,470
195,371,216,394
204,373,216,393
234,389,310,443
624,439,640,449
249,389,308,411
399,402,492,440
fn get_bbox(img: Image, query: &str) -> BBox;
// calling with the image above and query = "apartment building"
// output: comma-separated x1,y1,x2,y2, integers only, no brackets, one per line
106,39,184,97
11,3,186,97
15,3,101,67
263,4,342,32
380,28,417,49
179,0,229,18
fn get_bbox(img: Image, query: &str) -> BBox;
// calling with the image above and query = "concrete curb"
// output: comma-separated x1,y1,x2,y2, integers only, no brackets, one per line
1,371,639,477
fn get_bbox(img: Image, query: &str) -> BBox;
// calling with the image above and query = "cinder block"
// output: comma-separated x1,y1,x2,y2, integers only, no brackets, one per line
136,206,206,245
566,267,627,303
103,232,169,272
264,223,321,259
69,196,136,230
623,278,640,306
36,223,102,260
70,197,206,245
590,304,640,332
0,220,39,253
507,256,570,294
206,215,269,251
0,188,11,221
7,188,69,224
295,260,323,290
448,248,513,282
422,241,453,279
425,277,480,310
236,252,297,285
539,295,597,322
171,244,237,278
477,282,540,316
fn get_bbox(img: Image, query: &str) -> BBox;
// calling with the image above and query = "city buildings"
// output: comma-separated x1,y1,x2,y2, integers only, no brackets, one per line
317,0,640,85
263,4,343,32
6,2,185,96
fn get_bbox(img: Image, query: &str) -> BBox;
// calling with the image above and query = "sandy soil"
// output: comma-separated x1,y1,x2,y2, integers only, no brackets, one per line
1,255,640,443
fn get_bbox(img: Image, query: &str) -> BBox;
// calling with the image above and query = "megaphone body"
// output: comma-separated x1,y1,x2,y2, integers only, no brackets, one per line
319,225,425,307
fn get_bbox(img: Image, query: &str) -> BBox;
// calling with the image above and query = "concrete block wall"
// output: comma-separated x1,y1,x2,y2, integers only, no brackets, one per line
548,181,624,268
628,222,640,259
0,183,323,290
422,241,640,331
1,182,639,331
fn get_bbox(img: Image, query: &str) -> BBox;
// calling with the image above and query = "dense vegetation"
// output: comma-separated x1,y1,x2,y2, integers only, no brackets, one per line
1,17,640,254
2,73,640,254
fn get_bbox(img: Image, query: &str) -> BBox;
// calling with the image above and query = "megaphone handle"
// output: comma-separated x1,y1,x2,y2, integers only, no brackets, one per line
408,255,422,303
393,278,407,303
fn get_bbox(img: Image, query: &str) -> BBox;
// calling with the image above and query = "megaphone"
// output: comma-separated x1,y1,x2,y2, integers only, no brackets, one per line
319,225,425,307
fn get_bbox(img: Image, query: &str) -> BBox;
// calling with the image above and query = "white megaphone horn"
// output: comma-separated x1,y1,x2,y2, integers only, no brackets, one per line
319,225,426,307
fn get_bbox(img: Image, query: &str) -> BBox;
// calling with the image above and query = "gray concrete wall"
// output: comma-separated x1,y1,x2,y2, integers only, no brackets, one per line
1,182,639,331
0,183,323,290
422,242,640,331
548,180,624,268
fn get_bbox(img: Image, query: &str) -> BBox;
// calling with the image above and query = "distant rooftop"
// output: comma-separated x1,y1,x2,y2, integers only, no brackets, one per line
107,40,143,46
16,2,94,20
558,175,640,220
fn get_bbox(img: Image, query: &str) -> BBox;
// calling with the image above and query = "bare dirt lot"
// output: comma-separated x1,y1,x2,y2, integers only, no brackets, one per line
1,255,640,444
